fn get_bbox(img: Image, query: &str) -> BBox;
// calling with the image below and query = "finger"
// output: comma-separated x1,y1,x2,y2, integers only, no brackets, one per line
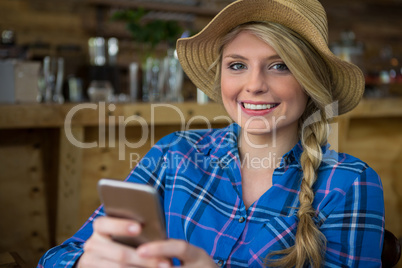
80,252,150,268
93,216,141,237
80,256,146,268
84,232,168,267
137,239,206,262
79,252,136,268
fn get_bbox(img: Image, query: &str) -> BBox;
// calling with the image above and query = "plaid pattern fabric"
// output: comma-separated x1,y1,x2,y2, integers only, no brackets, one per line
38,123,384,267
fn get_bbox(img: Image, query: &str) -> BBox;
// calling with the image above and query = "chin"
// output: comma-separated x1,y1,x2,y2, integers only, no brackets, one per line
242,124,274,135
240,117,273,130
244,129,273,136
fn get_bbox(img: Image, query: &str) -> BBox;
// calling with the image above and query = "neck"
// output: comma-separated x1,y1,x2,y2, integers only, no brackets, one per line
238,127,299,170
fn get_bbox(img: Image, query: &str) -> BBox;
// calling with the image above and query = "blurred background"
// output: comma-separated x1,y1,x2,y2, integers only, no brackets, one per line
0,0,401,267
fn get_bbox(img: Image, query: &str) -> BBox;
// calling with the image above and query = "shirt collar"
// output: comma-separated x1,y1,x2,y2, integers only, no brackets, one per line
194,123,240,159
281,140,331,167
194,124,330,167
280,141,302,167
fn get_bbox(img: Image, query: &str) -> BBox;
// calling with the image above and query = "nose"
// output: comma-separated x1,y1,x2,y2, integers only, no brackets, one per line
245,68,268,95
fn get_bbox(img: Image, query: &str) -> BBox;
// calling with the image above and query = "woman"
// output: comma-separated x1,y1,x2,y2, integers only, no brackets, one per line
38,0,384,267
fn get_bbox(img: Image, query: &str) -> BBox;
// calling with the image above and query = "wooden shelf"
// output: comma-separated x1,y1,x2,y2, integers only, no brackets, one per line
0,102,229,129
343,97,402,118
1,98,402,129
86,0,220,17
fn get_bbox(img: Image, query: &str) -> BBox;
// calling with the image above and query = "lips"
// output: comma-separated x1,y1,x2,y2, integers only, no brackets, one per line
239,101,280,116
242,102,279,110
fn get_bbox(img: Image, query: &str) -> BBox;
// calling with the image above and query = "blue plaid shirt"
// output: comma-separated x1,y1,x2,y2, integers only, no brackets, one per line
38,123,384,267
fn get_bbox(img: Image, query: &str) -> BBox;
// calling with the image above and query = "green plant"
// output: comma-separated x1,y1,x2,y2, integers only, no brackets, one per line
112,9,183,52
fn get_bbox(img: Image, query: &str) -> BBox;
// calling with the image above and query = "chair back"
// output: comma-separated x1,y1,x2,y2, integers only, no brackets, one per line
382,229,401,268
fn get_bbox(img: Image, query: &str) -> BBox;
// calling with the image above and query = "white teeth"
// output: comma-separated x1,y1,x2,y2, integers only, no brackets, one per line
243,103,277,110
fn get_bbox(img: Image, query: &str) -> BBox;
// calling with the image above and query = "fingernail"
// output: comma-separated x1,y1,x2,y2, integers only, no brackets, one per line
128,224,139,233
137,246,148,256
158,262,170,268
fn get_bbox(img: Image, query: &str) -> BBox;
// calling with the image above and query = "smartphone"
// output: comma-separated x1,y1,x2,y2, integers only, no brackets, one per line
97,178,166,247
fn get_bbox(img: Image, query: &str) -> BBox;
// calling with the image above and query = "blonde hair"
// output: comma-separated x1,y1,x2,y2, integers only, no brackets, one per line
213,22,333,267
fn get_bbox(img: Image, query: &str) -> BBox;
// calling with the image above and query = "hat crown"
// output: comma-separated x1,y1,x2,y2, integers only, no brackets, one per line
283,0,329,44
234,0,329,45
177,0,365,115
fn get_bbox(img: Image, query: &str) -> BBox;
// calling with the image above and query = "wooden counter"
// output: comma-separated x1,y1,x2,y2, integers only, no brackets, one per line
0,99,401,266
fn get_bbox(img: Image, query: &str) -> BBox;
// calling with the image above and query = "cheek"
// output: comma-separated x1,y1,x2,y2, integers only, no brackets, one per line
220,77,241,121
220,76,236,102
292,89,309,116
291,88,307,103
295,87,309,105
275,79,308,115
280,80,306,103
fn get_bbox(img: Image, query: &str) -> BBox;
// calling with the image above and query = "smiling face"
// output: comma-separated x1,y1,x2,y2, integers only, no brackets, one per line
221,30,308,141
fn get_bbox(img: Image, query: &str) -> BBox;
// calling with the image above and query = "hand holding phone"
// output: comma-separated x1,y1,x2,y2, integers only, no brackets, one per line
97,178,166,248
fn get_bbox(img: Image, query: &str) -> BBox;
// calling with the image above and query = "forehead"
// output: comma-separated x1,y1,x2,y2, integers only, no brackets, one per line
222,31,277,57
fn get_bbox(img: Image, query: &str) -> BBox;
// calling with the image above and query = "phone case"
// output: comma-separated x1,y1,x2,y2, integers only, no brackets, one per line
97,178,166,247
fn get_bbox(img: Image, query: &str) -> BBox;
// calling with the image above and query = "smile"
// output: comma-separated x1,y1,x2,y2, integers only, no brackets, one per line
242,102,279,110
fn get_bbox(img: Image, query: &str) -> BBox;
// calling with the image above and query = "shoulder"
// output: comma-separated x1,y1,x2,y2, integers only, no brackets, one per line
314,149,384,221
319,148,379,180
315,148,383,195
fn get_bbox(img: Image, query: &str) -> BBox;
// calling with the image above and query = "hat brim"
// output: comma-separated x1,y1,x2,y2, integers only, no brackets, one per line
177,0,364,115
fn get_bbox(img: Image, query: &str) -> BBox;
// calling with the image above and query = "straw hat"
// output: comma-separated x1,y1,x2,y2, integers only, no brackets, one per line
176,0,365,115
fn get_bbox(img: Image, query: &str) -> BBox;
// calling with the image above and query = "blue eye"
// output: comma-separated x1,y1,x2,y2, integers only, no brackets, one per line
229,63,246,70
272,63,289,71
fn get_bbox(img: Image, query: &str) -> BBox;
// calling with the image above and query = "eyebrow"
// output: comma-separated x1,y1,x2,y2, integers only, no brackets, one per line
223,54,282,61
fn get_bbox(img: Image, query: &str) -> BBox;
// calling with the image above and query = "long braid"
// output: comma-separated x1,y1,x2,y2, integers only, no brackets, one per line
265,101,329,268
296,101,329,267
